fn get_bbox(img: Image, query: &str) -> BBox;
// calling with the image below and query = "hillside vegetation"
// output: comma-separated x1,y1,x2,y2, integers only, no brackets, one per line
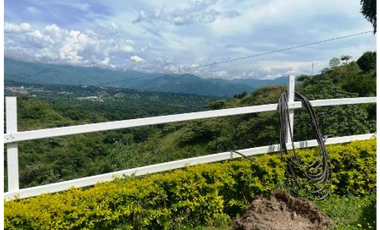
4,52,376,191
4,82,217,189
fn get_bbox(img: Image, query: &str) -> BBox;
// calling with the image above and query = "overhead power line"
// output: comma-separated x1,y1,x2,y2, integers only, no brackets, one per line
104,30,373,86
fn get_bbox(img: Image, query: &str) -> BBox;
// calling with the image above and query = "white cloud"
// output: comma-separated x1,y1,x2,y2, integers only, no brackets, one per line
4,22,134,67
58,30,92,63
132,0,240,26
208,0,370,38
101,57,111,65
130,55,144,63
44,24,62,36
122,45,134,52
28,30,54,43
4,22,32,33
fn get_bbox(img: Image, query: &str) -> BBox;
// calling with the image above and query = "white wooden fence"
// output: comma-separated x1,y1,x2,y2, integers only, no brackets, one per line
4,76,376,199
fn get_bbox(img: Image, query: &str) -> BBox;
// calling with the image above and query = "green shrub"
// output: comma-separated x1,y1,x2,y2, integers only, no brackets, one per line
287,139,376,197
4,139,376,229
179,121,222,145
356,51,376,72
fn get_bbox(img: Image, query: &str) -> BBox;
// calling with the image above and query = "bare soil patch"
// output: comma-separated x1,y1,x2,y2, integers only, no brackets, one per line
233,190,333,230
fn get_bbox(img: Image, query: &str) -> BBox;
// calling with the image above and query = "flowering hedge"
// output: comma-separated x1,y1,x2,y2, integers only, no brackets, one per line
4,139,376,230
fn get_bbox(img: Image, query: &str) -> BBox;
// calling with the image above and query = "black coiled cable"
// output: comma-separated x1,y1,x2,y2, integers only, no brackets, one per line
278,91,331,200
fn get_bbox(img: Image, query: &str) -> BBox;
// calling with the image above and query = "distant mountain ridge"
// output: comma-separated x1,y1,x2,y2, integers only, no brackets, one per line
121,74,255,97
5,58,287,97
4,58,147,86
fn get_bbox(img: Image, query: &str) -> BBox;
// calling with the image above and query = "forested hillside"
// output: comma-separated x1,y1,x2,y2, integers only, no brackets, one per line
4,82,218,189
4,52,376,191
120,74,253,97
5,81,217,129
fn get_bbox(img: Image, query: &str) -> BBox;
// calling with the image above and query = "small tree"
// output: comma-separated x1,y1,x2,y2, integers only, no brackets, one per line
329,57,341,68
357,51,376,72
340,55,352,64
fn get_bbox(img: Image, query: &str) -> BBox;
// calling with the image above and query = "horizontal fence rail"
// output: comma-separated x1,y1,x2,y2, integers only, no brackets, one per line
4,133,375,200
4,97,376,144
4,75,377,200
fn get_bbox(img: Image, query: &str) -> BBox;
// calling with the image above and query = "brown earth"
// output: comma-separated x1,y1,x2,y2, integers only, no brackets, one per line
233,190,333,230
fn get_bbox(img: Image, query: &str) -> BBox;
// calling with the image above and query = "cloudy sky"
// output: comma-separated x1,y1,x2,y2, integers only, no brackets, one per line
4,0,376,79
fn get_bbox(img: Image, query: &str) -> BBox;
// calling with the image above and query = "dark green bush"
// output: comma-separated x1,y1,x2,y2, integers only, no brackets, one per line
357,51,376,72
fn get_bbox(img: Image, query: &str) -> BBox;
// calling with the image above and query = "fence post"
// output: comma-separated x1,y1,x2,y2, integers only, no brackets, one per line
286,75,295,144
6,97,19,191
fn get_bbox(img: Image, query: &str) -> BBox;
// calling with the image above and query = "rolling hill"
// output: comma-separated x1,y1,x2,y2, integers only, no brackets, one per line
121,74,253,97
5,58,287,97
4,58,147,86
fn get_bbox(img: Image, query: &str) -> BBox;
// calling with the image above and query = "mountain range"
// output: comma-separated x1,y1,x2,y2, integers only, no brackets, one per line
5,58,287,97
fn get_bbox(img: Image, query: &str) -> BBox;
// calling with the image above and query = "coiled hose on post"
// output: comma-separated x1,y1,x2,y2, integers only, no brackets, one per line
278,91,331,200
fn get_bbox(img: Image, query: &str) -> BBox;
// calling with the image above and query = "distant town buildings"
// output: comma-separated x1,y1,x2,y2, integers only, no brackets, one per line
77,96,104,102
5,85,105,102
6,86,28,95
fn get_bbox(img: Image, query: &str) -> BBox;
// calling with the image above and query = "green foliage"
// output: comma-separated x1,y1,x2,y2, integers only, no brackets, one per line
206,100,226,110
4,83,217,191
241,86,284,105
179,121,222,145
295,139,376,196
360,0,377,33
294,57,376,141
341,74,376,97
5,154,285,229
317,193,376,230
357,51,376,72
4,139,376,230
233,91,248,99
294,80,376,140
340,55,352,64
231,112,278,149
127,74,252,97
6,81,217,128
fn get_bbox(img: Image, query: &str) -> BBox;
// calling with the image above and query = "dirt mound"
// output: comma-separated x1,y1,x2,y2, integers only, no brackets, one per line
233,190,333,230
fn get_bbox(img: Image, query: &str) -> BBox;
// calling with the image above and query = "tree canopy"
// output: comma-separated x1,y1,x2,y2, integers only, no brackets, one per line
361,0,377,33
357,51,376,72
340,55,352,64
